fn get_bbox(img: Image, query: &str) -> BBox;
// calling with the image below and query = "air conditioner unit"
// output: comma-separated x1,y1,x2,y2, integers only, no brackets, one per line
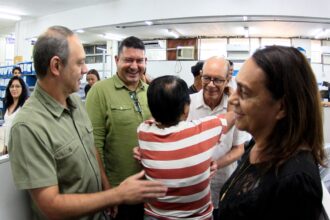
176,46,195,60
143,40,165,49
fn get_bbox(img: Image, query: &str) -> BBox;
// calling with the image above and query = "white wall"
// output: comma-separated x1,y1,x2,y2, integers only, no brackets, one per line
0,38,6,66
147,60,197,86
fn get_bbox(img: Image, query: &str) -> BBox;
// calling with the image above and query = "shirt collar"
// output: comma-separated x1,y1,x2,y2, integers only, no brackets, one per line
194,89,228,111
113,74,146,91
34,83,77,118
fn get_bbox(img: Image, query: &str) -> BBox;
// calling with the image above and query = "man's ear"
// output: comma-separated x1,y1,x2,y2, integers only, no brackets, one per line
115,55,119,64
182,104,190,121
49,56,62,76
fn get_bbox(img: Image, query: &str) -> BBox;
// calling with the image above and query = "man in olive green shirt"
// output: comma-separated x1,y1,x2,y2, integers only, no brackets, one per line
9,26,166,220
86,36,150,220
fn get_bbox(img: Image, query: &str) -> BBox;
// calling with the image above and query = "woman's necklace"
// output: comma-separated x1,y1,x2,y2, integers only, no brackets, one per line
220,158,251,201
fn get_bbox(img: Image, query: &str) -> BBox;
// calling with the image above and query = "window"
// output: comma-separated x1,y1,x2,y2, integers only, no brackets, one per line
261,38,291,47
199,38,227,60
311,40,322,63
83,44,106,64
249,38,260,55
229,38,249,45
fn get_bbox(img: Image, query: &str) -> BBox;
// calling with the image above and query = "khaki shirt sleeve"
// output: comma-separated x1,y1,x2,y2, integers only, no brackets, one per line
9,123,57,189
85,86,107,161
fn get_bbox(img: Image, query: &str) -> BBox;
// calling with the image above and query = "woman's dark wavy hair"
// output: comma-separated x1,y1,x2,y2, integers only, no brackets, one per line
148,75,190,126
4,76,28,113
252,46,325,169
86,69,100,80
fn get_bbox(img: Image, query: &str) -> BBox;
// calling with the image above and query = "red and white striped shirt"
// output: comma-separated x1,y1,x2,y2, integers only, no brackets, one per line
138,115,228,220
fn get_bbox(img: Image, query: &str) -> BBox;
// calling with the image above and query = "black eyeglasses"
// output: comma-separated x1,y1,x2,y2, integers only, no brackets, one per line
129,91,142,114
201,76,226,86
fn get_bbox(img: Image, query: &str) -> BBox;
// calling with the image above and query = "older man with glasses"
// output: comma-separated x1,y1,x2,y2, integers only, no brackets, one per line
187,56,251,219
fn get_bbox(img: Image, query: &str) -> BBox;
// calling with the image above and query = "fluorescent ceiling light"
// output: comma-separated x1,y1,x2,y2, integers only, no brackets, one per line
145,21,153,26
0,13,21,21
243,16,248,21
168,29,180,38
96,47,106,52
76,29,85,33
0,7,24,15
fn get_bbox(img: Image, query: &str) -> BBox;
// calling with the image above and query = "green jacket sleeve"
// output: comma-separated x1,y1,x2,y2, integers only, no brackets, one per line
85,85,107,162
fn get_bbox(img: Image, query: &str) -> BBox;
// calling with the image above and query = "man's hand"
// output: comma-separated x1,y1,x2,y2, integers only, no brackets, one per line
133,146,142,161
117,170,167,204
210,161,218,178
144,118,155,125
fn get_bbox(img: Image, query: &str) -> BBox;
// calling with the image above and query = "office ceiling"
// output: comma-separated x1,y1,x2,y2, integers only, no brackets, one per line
1,1,330,43
0,0,110,34
80,16,330,43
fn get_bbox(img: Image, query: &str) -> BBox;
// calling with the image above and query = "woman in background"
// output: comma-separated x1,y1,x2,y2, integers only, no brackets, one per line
2,76,28,155
84,69,100,97
218,46,325,220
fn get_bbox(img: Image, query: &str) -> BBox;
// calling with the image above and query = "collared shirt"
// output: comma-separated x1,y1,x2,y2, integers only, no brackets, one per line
86,74,151,187
9,83,102,220
187,89,251,209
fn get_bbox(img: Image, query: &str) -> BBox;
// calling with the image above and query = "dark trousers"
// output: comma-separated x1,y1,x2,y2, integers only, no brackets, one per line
113,203,144,220
213,208,219,220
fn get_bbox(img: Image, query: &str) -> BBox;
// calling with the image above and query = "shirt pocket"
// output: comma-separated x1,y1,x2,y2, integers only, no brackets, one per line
54,139,86,191
110,104,137,126
82,124,97,157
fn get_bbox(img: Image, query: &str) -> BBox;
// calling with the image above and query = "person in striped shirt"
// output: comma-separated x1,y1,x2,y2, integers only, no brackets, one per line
137,75,235,220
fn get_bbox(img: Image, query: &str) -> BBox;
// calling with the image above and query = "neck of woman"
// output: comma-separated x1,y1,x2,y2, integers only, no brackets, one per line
8,98,19,114
249,137,269,164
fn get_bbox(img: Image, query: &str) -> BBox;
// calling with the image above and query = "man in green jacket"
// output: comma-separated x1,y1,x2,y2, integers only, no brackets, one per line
86,36,151,220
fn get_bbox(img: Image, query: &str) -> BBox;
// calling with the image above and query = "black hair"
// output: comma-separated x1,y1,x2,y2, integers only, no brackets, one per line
84,84,91,96
86,69,100,80
228,60,233,66
191,61,204,77
12,66,22,74
147,75,190,126
4,76,28,113
118,36,145,55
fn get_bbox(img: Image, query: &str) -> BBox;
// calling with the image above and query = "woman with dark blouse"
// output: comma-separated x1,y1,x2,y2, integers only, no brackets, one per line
218,46,326,220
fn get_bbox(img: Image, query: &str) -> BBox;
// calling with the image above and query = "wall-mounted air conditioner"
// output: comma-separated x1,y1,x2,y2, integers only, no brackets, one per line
143,40,165,49
176,46,195,60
